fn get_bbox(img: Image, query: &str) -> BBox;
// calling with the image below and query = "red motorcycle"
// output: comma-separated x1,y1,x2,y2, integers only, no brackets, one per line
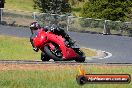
33,27,85,62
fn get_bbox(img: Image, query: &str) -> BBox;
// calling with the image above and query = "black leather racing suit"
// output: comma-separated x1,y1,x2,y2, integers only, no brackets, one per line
46,24,74,46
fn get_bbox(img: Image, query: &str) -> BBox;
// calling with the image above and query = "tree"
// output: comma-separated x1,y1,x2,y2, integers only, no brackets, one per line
33,0,71,14
81,0,132,21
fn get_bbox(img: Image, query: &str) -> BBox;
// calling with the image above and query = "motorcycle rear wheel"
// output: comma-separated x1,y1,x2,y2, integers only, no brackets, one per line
74,48,86,62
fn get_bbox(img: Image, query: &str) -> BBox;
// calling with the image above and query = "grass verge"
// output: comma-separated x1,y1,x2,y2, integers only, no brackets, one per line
0,35,40,60
0,35,96,60
0,64,131,88
5,0,37,12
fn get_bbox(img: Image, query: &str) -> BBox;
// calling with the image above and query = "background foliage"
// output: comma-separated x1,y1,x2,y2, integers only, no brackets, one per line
81,0,132,21
33,0,71,14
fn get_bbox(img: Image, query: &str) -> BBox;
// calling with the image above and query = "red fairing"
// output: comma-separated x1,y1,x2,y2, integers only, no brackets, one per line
65,48,78,59
47,33,67,59
33,28,47,48
33,28,78,60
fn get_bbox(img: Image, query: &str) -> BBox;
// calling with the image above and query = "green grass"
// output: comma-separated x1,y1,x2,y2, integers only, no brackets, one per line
0,65,131,88
5,0,38,12
0,35,96,60
0,35,40,60
81,47,96,57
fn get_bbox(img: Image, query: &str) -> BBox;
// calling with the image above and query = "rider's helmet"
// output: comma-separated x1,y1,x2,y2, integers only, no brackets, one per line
30,22,41,30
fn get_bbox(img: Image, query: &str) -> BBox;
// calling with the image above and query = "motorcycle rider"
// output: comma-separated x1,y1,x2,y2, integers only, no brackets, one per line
30,22,40,52
30,22,75,52
49,24,75,46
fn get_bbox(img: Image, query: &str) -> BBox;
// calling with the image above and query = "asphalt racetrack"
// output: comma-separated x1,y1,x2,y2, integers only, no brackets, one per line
0,25,132,64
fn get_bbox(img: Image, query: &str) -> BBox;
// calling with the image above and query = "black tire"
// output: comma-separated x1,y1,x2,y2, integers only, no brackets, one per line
75,57,85,62
41,52,50,61
76,75,87,85
44,45,63,61
74,49,86,62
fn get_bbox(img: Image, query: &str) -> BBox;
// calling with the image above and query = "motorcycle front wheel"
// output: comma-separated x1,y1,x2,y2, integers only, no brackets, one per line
41,52,50,61
44,45,63,61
